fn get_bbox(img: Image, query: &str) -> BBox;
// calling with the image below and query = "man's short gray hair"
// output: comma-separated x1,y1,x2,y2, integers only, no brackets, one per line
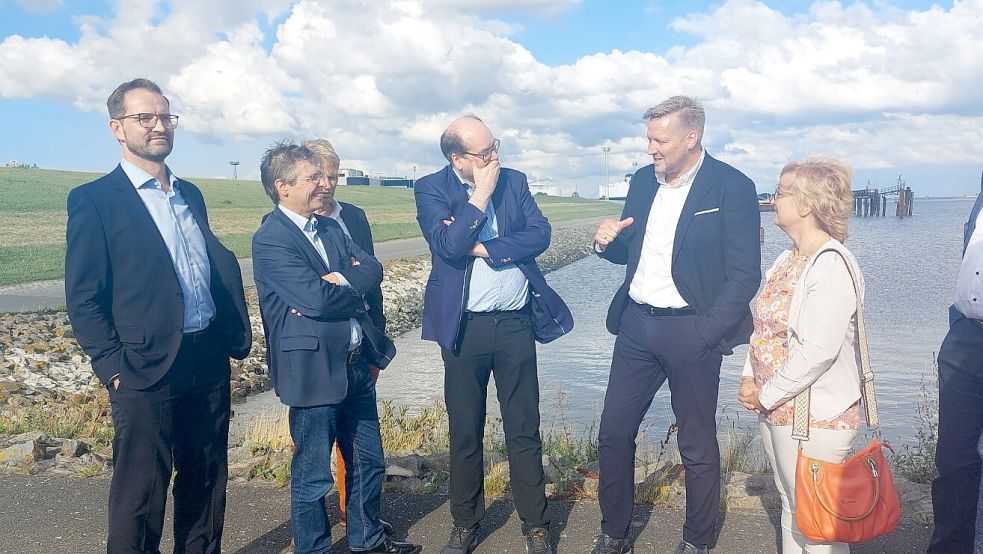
643,96,705,136
260,141,318,204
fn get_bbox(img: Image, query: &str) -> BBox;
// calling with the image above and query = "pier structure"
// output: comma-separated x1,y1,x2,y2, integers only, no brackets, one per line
853,176,913,218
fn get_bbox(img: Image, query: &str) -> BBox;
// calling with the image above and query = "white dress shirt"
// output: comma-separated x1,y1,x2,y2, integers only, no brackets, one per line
277,204,361,351
629,150,705,308
120,159,214,332
955,209,983,319
322,200,352,237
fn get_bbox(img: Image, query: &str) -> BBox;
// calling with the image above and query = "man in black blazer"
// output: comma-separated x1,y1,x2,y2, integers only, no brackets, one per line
64,78,251,553
590,96,761,554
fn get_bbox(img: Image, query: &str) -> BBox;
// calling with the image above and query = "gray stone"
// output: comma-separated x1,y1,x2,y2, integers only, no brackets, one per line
60,439,89,458
386,453,422,477
385,464,416,478
401,477,427,494
0,441,44,465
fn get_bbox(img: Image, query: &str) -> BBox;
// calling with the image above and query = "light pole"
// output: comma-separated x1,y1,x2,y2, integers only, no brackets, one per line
229,161,239,182
602,146,611,199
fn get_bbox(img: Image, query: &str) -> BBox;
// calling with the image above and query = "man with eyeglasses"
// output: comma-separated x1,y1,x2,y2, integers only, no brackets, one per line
415,115,573,554
253,142,419,554
65,78,252,552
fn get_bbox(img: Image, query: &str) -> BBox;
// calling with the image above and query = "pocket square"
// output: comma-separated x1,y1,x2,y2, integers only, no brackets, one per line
693,207,720,216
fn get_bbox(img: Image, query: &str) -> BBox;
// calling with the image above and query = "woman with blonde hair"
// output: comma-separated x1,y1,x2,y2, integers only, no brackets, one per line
738,157,864,553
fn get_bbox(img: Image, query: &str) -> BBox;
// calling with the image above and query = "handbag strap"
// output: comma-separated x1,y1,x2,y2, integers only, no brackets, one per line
791,247,879,440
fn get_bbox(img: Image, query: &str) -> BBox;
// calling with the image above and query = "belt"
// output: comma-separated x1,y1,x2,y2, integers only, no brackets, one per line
182,326,212,344
631,300,696,317
464,303,531,319
347,343,364,365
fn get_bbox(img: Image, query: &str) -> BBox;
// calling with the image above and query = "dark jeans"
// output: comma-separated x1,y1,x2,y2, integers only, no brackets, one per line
441,308,549,534
598,304,722,546
289,358,385,553
107,330,231,554
930,317,983,553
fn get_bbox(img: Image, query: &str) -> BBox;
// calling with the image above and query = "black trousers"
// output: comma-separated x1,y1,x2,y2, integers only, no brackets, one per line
598,303,722,546
441,308,549,533
930,317,983,553
106,329,231,554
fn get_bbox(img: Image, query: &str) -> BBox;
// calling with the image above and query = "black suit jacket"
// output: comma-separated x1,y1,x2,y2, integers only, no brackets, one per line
337,202,386,334
599,154,761,354
65,165,252,390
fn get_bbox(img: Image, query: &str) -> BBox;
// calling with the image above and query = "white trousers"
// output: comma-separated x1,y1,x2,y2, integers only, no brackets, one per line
760,420,859,553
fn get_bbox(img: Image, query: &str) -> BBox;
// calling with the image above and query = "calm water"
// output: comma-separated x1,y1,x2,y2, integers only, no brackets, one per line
376,198,973,445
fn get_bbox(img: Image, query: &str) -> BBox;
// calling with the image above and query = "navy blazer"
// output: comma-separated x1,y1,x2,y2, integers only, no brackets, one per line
949,173,983,325
338,202,387,334
414,165,573,351
253,207,394,407
65,165,252,389
599,154,761,354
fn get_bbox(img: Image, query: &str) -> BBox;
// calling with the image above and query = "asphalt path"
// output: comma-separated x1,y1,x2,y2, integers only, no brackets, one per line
0,216,609,314
0,473,931,553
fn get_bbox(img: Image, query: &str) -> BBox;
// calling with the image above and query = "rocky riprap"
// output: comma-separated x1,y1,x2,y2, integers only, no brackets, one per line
0,224,597,408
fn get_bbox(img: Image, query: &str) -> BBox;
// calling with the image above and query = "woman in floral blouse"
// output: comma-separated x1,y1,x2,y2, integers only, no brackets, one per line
738,157,864,554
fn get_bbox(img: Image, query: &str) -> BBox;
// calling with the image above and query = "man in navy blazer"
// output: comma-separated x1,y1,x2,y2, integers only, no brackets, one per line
931,173,983,553
415,115,572,554
65,78,251,553
252,142,418,554
591,97,761,554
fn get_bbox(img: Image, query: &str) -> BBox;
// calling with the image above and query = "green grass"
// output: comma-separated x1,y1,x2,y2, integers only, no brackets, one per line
0,167,620,285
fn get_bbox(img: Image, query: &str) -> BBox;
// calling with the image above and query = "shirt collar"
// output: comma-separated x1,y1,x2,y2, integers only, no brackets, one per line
278,204,318,233
323,200,343,220
452,167,474,191
657,148,705,189
120,158,178,190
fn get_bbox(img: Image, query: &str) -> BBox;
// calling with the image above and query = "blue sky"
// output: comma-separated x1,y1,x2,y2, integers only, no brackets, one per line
1,0,980,196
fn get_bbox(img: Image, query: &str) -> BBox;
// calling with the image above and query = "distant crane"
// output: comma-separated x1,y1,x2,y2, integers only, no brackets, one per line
229,161,240,182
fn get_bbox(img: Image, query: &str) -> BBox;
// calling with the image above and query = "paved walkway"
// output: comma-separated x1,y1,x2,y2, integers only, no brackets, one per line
0,473,931,553
0,217,608,314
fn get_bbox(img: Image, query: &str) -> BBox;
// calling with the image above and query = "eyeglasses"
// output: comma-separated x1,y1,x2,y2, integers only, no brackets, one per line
774,186,793,199
461,139,500,163
115,113,179,129
299,172,339,185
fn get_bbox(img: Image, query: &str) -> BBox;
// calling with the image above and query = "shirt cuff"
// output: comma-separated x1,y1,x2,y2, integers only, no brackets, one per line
333,272,351,288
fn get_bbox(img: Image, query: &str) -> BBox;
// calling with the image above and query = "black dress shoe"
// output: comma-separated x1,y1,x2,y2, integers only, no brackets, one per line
353,536,422,553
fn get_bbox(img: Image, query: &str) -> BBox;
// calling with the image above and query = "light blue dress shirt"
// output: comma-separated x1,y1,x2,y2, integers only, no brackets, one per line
120,159,214,332
454,170,530,312
277,205,362,350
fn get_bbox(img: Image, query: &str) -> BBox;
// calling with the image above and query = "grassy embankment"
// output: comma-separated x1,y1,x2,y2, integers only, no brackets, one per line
0,167,622,286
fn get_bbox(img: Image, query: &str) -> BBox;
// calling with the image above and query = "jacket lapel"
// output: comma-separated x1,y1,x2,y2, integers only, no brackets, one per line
627,167,658,270
109,165,182,285
671,155,714,266
314,215,346,271
271,208,330,274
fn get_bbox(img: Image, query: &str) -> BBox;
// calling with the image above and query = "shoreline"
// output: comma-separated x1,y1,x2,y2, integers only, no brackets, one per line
0,222,937,522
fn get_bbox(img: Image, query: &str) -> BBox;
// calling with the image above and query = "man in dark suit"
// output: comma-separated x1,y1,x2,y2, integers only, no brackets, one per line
590,96,761,554
305,138,391,532
65,78,252,553
414,115,573,554
252,142,419,554
931,173,983,553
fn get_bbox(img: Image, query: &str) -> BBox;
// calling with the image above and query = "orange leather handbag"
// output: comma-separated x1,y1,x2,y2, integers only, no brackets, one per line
790,248,901,543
